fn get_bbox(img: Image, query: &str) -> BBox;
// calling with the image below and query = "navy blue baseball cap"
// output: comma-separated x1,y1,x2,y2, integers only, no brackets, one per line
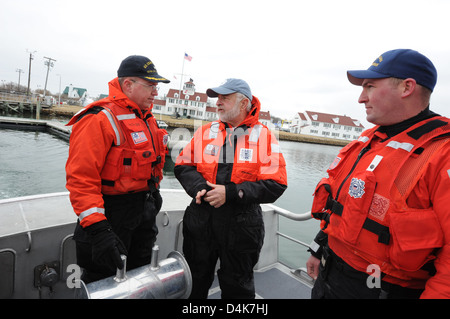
347,49,437,92
118,55,170,83
206,78,252,101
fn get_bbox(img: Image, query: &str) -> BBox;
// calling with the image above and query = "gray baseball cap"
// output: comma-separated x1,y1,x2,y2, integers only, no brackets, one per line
206,78,252,101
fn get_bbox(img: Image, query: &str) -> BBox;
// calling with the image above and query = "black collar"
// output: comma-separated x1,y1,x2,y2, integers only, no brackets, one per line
377,106,439,138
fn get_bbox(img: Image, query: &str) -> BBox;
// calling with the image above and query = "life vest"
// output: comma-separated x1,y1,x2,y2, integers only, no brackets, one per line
69,102,168,195
176,96,287,187
311,116,450,282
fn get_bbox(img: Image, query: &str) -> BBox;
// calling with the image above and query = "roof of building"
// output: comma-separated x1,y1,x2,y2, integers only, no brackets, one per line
259,110,271,120
304,110,364,128
296,112,307,121
154,99,166,106
167,89,208,102
62,86,87,96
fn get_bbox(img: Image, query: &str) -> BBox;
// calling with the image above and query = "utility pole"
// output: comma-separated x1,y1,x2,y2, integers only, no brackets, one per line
26,50,36,96
16,68,24,92
43,56,56,98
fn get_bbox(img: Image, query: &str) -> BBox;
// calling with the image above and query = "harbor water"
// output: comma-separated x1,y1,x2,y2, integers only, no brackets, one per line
0,126,341,268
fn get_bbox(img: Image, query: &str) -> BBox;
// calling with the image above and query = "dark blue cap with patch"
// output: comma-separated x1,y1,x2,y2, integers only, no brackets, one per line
347,49,437,92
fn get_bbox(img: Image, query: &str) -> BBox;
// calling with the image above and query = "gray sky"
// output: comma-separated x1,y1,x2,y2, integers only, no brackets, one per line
2,0,450,129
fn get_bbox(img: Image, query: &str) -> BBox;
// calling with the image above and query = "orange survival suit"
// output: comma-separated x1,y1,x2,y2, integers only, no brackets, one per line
66,78,168,228
311,113,450,298
174,96,287,298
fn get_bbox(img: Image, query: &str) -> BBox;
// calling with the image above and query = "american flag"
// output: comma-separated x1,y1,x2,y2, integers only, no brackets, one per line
184,53,192,61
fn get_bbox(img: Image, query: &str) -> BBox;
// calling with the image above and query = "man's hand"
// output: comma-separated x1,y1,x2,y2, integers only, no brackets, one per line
306,255,320,280
203,181,226,208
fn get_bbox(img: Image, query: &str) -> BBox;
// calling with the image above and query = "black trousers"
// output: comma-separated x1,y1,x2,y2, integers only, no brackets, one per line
311,247,424,299
182,202,265,299
74,191,159,283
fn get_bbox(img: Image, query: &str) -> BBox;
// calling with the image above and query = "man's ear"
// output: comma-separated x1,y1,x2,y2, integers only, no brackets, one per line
401,78,417,98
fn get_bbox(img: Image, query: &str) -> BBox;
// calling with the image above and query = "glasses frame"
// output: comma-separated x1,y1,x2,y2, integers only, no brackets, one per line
130,79,159,91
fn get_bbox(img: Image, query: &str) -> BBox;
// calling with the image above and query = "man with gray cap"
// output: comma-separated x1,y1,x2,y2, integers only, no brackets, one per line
66,55,170,283
175,78,288,298
307,49,450,298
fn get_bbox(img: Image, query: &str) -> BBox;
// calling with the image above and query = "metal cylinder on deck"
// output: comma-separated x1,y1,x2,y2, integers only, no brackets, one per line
76,250,192,299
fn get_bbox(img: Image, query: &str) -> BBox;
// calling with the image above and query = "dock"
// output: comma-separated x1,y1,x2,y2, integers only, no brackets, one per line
0,116,72,141
1,102,350,147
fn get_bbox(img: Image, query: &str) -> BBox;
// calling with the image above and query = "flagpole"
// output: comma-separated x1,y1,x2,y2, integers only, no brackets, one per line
178,53,186,116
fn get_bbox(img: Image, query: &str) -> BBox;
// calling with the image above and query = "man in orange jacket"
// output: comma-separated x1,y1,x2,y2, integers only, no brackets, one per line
307,49,450,298
66,55,170,283
175,79,287,298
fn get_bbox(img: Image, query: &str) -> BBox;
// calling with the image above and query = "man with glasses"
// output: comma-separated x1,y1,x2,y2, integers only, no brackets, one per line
66,55,170,283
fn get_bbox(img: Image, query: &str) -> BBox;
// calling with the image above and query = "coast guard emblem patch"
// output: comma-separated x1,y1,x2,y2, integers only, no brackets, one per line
348,178,365,199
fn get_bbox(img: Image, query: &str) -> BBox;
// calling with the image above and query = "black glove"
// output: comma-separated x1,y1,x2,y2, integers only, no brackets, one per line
85,220,128,271
152,190,163,212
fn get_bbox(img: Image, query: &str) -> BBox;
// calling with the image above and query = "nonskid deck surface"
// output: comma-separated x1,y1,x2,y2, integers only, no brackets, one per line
208,264,312,299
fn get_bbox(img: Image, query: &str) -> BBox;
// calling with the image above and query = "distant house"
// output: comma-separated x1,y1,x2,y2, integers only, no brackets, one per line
292,110,364,141
205,106,219,120
152,98,166,113
259,110,275,130
152,80,214,120
62,84,88,100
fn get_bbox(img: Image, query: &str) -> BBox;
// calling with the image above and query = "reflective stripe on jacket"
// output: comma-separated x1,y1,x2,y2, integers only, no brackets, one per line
66,78,168,227
311,115,450,291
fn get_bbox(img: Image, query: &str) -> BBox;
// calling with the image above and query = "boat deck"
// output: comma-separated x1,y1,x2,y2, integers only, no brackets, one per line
0,189,313,299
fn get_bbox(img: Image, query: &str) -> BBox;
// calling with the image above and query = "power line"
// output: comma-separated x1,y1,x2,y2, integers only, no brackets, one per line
43,56,56,97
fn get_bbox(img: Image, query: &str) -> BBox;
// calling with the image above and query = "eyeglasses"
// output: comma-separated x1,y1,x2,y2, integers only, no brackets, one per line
130,79,159,91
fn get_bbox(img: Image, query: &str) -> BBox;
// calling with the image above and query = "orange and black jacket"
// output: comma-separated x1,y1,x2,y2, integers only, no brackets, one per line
311,109,450,298
174,96,287,207
66,78,168,228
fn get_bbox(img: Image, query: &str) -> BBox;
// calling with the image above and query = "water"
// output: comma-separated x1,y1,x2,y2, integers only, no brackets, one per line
0,127,341,268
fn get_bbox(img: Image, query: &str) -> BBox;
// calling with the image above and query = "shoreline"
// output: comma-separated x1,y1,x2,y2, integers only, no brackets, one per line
41,104,350,147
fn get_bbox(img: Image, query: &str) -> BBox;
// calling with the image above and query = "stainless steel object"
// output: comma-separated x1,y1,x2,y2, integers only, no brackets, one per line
77,248,192,299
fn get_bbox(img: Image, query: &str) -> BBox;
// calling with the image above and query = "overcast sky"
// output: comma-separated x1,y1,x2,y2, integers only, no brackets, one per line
2,0,450,129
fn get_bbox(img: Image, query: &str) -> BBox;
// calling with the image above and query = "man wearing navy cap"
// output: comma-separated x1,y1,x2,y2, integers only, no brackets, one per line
175,78,288,298
66,55,170,283
307,49,450,298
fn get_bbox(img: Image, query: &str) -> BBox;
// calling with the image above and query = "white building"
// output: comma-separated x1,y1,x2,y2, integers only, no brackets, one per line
259,110,275,130
62,84,88,100
153,80,210,119
291,110,364,141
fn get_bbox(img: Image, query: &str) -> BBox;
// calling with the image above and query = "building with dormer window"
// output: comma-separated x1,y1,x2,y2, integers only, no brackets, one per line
155,80,209,119
291,110,364,141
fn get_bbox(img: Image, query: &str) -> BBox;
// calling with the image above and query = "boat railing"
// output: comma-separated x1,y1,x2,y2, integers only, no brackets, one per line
266,203,312,249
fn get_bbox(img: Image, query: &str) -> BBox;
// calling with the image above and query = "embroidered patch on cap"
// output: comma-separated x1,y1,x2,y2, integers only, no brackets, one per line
131,131,148,144
348,178,365,199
